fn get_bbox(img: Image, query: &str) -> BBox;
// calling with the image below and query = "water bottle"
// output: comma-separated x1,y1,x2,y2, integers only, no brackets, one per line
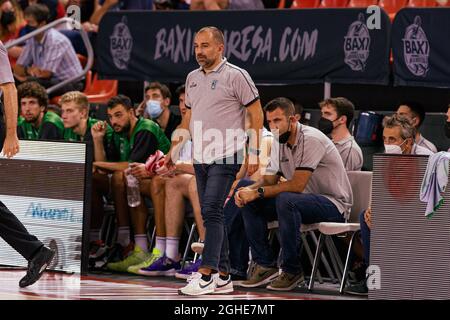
126,170,141,207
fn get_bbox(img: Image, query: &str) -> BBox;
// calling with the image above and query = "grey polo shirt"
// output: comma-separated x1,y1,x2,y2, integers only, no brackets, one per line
334,136,363,171
185,58,259,164
0,41,14,116
266,123,353,218
412,144,434,156
416,134,437,153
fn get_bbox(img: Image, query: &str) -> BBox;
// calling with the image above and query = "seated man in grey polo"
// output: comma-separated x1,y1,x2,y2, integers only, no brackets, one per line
13,4,83,97
396,101,437,153
235,97,353,291
318,97,363,171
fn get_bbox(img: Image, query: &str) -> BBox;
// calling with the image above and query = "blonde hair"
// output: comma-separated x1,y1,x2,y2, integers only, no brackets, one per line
60,91,89,113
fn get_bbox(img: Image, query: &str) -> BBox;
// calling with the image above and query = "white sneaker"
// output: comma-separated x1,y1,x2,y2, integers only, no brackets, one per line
178,272,216,296
191,242,204,255
213,274,234,294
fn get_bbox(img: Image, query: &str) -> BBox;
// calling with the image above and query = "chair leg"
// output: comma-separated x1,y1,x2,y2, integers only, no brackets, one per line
301,233,324,284
325,237,342,284
180,222,197,270
339,231,358,294
310,231,337,283
308,233,325,291
148,226,156,252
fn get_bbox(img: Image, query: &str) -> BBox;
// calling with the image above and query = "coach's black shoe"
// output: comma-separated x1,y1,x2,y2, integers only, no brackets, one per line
19,246,55,288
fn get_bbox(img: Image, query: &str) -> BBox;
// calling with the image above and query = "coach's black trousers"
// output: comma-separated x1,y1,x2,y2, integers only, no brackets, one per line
0,119,43,261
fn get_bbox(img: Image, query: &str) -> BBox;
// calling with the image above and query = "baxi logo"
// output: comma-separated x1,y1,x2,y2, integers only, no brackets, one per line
403,16,429,77
110,16,133,70
25,203,82,223
344,13,371,72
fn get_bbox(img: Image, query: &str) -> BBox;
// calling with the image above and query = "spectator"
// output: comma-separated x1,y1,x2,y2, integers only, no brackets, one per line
143,82,181,140
90,95,170,273
0,0,26,66
396,101,437,153
17,80,64,140
60,91,114,244
346,114,433,296
125,84,206,279
319,97,363,171
13,4,83,97
236,97,353,292
445,104,450,151
19,0,63,23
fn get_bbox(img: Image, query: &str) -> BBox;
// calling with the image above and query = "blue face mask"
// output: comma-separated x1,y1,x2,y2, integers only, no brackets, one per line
145,100,163,119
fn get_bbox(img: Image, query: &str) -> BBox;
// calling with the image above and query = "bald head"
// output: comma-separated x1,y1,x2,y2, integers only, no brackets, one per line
196,26,225,45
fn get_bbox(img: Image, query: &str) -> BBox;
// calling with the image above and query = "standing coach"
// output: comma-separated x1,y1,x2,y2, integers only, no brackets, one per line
165,26,264,296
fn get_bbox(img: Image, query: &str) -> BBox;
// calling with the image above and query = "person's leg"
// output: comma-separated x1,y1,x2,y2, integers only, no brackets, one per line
90,172,110,241
129,179,154,252
224,178,254,278
195,163,240,276
111,171,131,247
359,210,370,266
187,176,205,241
276,192,344,275
150,175,167,253
165,174,193,260
0,201,43,261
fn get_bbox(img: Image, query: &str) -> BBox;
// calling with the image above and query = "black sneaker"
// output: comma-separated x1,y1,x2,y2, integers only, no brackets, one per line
19,246,55,288
345,279,368,296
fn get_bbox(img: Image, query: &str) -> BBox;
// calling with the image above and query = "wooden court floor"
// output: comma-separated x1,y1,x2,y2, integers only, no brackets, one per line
0,268,365,300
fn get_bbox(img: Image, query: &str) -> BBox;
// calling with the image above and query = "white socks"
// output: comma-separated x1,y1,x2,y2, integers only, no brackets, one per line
117,226,130,247
155,236,166,253
135,234,149,253
166,237,180,261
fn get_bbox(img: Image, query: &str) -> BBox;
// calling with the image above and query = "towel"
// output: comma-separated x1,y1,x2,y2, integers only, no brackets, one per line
420,151,450,218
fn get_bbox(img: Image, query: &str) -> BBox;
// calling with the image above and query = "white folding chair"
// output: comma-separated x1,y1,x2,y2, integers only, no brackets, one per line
308,171,373,293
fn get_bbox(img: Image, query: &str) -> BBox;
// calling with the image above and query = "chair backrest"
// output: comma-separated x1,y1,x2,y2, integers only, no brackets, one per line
291,0,321,7
347,0,378,6
379,0,408,13
347,171,373,223
83,73,118,104
407,0,436,6
320,0,349,7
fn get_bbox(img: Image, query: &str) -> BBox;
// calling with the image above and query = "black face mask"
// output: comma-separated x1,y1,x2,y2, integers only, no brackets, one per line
1,11,16,28
278,120,291,144
318,117,335,135
445,122,450,139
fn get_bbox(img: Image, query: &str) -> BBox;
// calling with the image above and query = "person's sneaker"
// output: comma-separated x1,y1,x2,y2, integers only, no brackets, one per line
19,246,56,288
175,259,202,280
178,272,216,296
127,248,162,275
138,256,181,276
240,264,279,288
230,273,247,286
191,242,204,255
345,279,368,296
266,271,305,291
106,245,151,273
89,240,106,258
213,274,234,294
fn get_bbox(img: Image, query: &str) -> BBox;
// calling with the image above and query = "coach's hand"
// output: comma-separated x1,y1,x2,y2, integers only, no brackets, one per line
1,134,19,158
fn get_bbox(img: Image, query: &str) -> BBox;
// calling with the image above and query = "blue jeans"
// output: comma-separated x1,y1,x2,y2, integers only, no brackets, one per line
242,192,345,275
224,179,255,277
193,158,240,273
359,210,371,265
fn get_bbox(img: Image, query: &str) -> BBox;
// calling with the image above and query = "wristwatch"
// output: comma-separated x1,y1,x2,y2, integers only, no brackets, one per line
257,187,265,200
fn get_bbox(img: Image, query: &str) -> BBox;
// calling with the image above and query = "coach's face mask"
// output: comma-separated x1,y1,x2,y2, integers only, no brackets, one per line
146,100,163,119
384,139,407,154
277,119,292,144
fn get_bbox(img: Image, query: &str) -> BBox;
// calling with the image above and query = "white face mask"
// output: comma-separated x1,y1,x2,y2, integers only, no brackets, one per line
384,139,407,154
